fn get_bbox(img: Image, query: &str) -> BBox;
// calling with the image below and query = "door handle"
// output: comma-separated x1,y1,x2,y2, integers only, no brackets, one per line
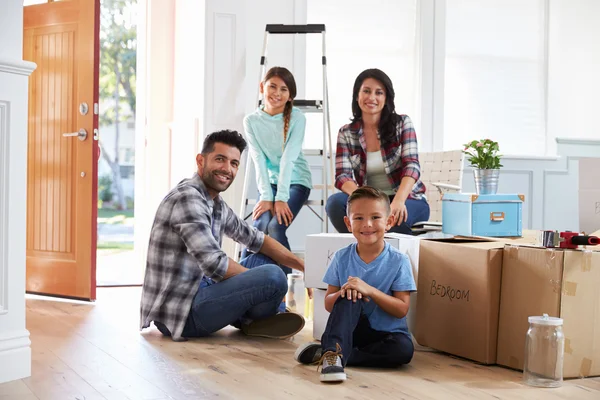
63,128,88,141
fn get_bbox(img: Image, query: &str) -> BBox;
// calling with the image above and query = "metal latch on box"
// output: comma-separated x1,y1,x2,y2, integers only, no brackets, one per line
490,212,505,222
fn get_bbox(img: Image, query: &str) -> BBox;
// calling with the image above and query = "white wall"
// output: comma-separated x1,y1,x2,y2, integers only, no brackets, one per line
547,0,600,155
0,0,35,385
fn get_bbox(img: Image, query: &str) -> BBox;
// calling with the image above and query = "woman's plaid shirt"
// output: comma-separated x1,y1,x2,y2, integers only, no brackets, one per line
334,114,426,200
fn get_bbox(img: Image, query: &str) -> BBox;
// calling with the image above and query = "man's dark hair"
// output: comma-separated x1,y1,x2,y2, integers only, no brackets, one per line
201,129,247,155
347,186,391,214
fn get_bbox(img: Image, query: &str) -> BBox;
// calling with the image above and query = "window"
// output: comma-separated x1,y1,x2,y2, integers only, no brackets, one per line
443,0,547,155
305,0,419,150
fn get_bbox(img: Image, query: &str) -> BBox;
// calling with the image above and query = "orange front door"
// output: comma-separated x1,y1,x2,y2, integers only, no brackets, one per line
24,0,100,300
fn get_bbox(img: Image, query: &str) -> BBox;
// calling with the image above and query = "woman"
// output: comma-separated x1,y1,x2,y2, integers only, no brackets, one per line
326,68,429,234
241,66,312,273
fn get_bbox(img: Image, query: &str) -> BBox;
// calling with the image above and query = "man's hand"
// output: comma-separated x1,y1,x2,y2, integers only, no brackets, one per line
252,200,273,221
340,276,372,302
274,201,294,226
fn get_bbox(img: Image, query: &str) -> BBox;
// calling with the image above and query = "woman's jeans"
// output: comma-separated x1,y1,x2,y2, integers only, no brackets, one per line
325,191,430,235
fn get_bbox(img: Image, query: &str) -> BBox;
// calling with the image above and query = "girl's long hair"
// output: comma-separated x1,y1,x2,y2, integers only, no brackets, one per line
351,68,399,145
263,67,297,146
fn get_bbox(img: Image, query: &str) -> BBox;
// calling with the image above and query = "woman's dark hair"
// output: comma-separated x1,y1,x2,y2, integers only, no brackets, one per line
263,67,297,146
201,129,247,155
351,68,399,144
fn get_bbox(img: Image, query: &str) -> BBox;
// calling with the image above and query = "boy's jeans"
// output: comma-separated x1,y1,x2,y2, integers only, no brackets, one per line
174,253,288,337
321,296,414,367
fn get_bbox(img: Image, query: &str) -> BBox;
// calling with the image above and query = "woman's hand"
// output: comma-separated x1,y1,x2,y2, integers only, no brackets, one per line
340,276,372,302
274,201,294,226
390,198,408,226
252,200,273,220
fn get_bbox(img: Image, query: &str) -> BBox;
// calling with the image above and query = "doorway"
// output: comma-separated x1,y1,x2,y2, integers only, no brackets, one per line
96,0,140,286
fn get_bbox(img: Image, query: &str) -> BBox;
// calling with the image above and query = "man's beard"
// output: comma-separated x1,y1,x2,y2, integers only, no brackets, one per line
202,169,233,193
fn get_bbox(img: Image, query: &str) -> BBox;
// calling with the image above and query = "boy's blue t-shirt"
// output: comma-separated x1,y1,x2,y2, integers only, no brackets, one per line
322,242,416,335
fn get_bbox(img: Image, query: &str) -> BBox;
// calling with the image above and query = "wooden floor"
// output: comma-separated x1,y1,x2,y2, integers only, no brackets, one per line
1,288,599,400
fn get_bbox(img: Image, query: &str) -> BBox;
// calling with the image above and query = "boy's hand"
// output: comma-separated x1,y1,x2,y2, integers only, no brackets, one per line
340,276,372,302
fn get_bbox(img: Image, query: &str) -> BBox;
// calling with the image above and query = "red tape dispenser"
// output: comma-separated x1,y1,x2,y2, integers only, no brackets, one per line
539,230,600,249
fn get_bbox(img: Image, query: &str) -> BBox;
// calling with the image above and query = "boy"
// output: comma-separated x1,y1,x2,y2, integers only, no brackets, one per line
294,186,416,382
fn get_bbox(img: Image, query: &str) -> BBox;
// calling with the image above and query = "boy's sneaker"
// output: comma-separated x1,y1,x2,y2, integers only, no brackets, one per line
242,312,305,339
294,342,322,364
318,343,346,382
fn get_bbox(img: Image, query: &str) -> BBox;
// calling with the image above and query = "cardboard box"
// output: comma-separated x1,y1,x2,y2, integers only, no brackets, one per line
579,158,600,234
313,288,329,341
497,245,600,378
414,239,504,364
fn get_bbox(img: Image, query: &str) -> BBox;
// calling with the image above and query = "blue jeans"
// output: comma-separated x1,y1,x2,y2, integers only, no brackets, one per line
241,184,311,275
321,297,414,367
325,191,430,235
172,254,288,337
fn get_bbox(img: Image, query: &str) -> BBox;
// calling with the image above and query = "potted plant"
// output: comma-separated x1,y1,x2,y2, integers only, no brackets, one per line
463,139,503,194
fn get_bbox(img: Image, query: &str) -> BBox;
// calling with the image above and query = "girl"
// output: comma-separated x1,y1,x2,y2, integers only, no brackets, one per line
241,67,312,278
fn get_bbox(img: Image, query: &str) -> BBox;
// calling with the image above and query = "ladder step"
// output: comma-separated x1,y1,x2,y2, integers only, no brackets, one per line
303,149,323,156
265,24,325,34
258,99,323,111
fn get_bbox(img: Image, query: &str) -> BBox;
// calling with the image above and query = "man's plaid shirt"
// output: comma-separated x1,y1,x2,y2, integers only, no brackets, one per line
334,115,426,200
140,173,264,340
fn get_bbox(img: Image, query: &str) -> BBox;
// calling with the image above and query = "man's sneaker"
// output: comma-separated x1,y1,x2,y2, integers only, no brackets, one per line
318,343,346,382
242,312,305,339
294,342,322,364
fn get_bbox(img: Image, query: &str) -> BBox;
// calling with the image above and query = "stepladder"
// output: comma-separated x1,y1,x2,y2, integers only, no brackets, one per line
235,24,335,261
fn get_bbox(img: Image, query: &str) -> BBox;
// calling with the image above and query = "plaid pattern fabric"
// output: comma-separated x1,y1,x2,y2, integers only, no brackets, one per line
140,173,264,340
334,115,426,200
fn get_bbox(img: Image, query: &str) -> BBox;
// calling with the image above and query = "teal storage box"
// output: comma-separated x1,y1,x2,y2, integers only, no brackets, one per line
442,193,523,237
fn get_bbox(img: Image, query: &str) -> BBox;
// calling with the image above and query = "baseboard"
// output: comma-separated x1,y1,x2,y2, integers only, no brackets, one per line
0,329,31,384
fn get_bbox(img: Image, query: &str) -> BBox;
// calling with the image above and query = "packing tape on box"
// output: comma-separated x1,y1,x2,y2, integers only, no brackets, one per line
563,281,578,297
582,250,593,272
565,338,573,355
505,245,519,259
580,358,593,377
545,248,557,265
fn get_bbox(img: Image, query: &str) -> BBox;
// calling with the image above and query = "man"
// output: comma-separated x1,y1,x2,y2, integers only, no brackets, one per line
140,129,306,341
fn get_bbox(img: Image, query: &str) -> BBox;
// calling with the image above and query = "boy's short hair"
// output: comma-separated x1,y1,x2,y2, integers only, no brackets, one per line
346,186,391,214
201,129,247,155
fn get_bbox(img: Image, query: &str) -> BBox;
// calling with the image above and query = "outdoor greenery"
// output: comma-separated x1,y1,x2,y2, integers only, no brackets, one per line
99,0,137,210
462,139,503,170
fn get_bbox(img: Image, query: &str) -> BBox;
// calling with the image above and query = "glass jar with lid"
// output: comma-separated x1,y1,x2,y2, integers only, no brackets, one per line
523,313,564,388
